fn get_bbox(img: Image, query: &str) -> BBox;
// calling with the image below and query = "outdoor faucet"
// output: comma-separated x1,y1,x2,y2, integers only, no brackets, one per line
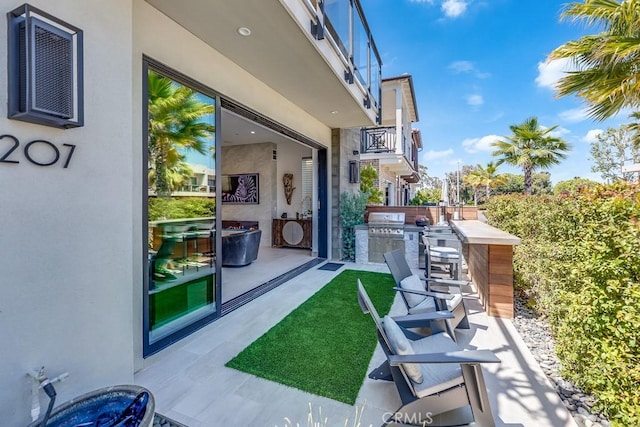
28,367,69,424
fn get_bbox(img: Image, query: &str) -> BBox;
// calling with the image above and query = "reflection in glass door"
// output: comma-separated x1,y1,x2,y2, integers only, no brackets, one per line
144,62,219,355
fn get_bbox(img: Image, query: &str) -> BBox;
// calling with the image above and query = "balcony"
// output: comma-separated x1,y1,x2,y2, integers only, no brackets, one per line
144,0,382,128
361,126,396,153
360,126,416,177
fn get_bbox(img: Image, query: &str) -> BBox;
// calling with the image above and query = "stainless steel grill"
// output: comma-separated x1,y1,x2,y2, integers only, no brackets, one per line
367,212,405,262
367,212,405,237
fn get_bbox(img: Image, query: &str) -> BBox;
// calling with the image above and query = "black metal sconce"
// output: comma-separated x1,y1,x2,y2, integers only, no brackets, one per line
7,4,84,129
348,160,359,184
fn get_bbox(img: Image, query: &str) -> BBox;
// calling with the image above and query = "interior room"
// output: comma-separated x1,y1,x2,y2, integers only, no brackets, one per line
219,109,318,305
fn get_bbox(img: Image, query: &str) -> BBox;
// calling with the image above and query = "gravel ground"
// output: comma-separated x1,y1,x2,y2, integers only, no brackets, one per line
512,295,611,427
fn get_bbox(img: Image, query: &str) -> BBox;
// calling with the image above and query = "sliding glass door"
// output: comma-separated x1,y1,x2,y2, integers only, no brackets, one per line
143,60,220,356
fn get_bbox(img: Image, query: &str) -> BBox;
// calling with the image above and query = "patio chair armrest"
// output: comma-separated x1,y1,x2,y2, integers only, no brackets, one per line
389,350,501,365
393,287,454,300
427,284,453,294
425,278,470,287
392,311,454,329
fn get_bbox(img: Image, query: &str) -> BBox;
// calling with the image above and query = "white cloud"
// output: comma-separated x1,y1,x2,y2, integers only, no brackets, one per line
466,94,484,106
462,134,502,153
583,129,604,144
447,60,490,79
448,60,474,74
543,125,570,138
424,148,454,161
559,107,589,123
536,58,576,89
442,0,467,17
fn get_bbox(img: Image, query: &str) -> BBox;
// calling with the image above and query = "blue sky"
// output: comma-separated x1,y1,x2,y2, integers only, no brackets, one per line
361,0,628,184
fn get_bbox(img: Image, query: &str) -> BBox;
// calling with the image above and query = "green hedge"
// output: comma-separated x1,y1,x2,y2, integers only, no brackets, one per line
148,197,215,221
485,183,640,425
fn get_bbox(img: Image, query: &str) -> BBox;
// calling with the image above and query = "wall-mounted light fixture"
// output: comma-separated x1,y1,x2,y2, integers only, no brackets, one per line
348,160,359,184
352,150,359,156
7,4,84,129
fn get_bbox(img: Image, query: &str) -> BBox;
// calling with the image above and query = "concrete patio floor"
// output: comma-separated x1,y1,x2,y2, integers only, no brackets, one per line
135,261,578,427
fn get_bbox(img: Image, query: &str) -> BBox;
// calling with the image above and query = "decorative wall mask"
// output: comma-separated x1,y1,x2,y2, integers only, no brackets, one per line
283,173,295,205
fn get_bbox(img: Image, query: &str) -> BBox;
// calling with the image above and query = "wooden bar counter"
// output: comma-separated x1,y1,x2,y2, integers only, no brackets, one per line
451,220,521,318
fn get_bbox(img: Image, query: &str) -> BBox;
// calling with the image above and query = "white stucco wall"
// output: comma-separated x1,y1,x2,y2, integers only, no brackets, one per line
0,1,134,425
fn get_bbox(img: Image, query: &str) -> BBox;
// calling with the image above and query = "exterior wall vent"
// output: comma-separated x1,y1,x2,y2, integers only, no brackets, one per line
7,4,84,129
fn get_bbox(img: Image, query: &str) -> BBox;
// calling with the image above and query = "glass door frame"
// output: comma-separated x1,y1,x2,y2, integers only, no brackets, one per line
142,56,222,357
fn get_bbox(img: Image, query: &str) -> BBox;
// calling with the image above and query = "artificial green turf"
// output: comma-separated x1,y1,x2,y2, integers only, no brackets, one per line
225,269,396,405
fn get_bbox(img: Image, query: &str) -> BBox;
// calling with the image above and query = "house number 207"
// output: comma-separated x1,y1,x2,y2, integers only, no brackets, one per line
0,134,76,168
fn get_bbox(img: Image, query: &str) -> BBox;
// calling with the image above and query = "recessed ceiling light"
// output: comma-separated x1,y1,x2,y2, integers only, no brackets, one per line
238,27,251,36
330,110,338,114
250,131,256,134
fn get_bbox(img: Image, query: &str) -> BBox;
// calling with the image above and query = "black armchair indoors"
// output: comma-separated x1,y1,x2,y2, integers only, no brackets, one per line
221,229,262,267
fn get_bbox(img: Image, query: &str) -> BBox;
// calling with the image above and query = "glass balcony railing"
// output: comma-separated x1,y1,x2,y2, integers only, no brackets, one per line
306,0,382,122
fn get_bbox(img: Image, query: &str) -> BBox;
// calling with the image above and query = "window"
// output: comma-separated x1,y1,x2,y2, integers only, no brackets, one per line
301,157,313,215
144,61,218,356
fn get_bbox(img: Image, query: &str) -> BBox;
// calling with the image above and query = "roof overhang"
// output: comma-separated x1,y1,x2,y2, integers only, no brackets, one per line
381,74,419,124
361,153,414,177
144,0,378,128
401,171,420,183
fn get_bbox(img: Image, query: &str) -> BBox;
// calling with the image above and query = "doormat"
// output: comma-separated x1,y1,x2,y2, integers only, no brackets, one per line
317,262,344,271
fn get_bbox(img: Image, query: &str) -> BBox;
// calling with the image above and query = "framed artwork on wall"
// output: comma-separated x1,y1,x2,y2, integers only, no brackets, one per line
221,173,259,204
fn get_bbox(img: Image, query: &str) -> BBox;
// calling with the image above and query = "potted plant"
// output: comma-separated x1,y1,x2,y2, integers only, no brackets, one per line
415,215,429,227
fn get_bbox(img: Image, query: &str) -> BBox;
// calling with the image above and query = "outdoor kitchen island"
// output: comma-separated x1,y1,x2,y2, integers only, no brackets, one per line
451,219,521,318
354,212,422,268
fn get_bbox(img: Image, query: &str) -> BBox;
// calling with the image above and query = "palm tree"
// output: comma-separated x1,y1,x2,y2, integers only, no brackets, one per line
464,162,505,204
478,162,505,199
492,117,571,195
463,169,483,206
627,111,640,149
549,0,640,121
148,71,215,196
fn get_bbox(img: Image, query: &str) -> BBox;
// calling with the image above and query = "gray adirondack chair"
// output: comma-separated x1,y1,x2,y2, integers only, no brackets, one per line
384,249,470,330
358,280,500,427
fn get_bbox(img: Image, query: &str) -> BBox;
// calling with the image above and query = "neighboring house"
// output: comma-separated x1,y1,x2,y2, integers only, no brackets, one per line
360,75,422,206
330,75,422,259
622,162,640,179
0,1,383,424
149,163,216,197
358,75,422,206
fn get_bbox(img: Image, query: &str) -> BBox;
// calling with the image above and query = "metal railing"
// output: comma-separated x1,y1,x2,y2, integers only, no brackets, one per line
176,185,213,193
361,126,396,153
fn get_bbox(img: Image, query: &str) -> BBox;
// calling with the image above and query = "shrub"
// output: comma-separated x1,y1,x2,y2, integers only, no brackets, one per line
148,197,215,221
485,183,640,425
359,165,383,205
339,191,368,261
